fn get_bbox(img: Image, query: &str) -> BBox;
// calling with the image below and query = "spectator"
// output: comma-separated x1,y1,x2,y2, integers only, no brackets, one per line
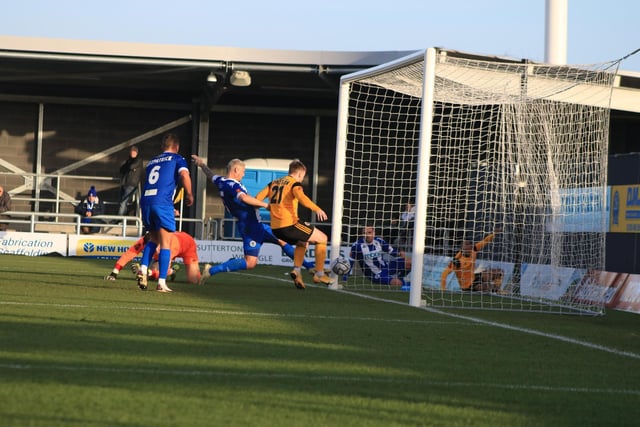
349,225,411,287
75,186,105,234
391,202,415,251
117,145,143,217
0,185,12,231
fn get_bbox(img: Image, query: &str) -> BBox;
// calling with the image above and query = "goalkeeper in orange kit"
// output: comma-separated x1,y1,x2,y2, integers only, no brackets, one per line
103,233,154,281
440,227,504,292
104,231,200,285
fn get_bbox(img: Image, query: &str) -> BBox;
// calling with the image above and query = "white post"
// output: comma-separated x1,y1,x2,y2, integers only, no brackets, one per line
409,47,437,308
329,80,350,289
545,0,568,65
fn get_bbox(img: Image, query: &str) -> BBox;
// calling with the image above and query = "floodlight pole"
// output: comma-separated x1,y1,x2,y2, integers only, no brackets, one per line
545,0,568,65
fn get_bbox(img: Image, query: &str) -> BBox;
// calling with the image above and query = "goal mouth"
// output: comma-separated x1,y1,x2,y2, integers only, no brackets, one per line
331,48,617,316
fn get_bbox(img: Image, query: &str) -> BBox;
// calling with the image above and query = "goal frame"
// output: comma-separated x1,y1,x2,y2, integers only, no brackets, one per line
331,49,433,306
330,47,614,315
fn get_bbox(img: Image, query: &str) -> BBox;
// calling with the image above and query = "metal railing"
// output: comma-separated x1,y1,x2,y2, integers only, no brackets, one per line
176,216,217,240
1,211,83,234
89,215,144,236
0,171,120,218
0,169,214,238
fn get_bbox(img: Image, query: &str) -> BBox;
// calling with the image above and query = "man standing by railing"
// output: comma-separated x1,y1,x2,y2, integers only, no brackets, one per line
117,145,143,217
0,185,11,231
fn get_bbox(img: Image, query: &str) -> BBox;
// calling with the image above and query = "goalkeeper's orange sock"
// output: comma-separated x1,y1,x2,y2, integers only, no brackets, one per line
315,242,327,273
293,245,306,270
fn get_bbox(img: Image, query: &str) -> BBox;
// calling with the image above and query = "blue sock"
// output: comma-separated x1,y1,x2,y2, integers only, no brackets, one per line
211,258,247,276
283,244,314,269
141,242,157,269
158,248,171,280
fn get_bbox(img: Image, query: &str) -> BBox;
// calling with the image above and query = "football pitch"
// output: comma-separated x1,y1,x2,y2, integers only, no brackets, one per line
0,254,638,426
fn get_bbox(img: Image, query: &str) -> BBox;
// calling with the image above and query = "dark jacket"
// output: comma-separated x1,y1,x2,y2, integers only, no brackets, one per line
0,192,11,213
75,196,105,218
120,156,144,187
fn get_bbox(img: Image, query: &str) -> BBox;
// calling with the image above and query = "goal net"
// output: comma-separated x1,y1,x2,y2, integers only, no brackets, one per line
330,48,618,315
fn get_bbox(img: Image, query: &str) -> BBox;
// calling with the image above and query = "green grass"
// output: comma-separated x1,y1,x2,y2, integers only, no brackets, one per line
0,254,639,426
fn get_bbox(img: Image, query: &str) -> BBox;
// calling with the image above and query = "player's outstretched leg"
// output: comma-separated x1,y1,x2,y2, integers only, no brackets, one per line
199,258,248,285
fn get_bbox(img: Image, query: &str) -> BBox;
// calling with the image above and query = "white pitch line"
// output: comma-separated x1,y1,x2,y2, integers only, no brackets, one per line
3,271,639,362
0,362,638,396
247,272,640,361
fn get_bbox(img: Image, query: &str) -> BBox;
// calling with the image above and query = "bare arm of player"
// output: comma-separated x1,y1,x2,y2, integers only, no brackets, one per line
440,264,453,290
292,186,327,221
255,184,270,201
238,192,268,209
315,209,328,222
475,231,496,251
191,155,215,181
179,170,194,206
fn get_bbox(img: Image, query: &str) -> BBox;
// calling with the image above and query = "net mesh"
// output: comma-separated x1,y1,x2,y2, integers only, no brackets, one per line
335,50,617,315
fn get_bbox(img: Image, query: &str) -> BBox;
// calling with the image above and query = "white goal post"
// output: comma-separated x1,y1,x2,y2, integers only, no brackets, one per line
330,47,618,315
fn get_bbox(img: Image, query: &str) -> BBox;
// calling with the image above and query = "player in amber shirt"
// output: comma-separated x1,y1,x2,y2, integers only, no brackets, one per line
258,159,332,289
440,227,503,292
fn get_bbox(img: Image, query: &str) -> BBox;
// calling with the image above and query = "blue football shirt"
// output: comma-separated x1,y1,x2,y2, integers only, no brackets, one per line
140,152,189,207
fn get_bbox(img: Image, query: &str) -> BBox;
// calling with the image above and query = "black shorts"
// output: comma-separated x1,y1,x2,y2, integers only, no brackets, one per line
273,222,314,245
460,273,484,292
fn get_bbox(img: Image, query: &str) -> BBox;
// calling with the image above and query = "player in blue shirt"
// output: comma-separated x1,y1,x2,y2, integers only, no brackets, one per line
349,225,410,287
138,133,193,292
192,155,314,285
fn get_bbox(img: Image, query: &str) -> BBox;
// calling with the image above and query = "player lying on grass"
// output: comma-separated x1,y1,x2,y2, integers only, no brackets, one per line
192,155,315,286
349,226,411,287
440,226,503,292
104,231,201,286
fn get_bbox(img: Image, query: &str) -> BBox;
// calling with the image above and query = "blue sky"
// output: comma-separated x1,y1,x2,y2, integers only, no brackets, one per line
3,0,639,72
